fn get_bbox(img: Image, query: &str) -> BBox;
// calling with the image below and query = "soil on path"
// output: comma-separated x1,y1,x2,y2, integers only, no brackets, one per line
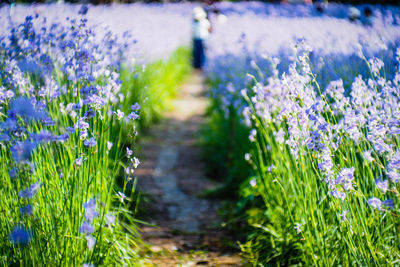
135,71,242,266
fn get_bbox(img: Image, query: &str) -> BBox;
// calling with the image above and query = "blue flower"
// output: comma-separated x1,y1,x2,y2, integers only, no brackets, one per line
367,197,382,211
9,167,18,179
83,199,98,221
116,192,126,203
131,103,140,111
79,221,94,234
10,141,37,163
383,199,394,209
294,223,302,234
9,225,31,245
105,214,116,226
85,235,96,250
126,147,133,158
75,157,83,166
114,110,124,120
75,118,89,130
0,133,10,142
20,204,33,216
18,182,41,199
8,97,42,122
375,178,388,193
84,137,96,148
127,112,139,120
33,130,54,143
66,127,75,134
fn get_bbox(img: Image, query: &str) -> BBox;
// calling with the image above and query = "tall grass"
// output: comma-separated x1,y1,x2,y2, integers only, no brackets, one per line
0,15,146,266
204,34,400,264
120,47,191,128
239,48,400,265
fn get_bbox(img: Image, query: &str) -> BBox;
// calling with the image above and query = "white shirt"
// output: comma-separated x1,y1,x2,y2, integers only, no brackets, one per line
193,19,210,40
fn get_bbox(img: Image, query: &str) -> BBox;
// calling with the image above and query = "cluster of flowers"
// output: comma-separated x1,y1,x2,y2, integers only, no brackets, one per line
206,7,400,119
243,42,399,210
204,4,400,263
0,10,141,266
0,3,192,63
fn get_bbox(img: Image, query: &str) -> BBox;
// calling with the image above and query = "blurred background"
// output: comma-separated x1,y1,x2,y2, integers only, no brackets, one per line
1,0,399,6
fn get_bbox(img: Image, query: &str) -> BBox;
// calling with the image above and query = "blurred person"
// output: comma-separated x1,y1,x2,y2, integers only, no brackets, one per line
348,6,361,23
314,0,324,14
362,7,374,26
192,7,211,69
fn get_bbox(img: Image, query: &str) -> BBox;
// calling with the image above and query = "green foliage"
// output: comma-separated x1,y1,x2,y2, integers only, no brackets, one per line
120,47,191,129
201,85,252,198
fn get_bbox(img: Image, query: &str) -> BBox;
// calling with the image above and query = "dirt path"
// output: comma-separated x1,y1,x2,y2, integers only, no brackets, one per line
135,71,242,266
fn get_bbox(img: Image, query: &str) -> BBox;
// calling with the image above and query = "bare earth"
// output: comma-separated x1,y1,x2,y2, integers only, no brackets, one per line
135,71,243,266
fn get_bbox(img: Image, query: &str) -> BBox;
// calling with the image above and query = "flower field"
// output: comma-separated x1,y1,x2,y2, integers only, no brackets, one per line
1,1,400,266
203,2,400,265
0,4,190,266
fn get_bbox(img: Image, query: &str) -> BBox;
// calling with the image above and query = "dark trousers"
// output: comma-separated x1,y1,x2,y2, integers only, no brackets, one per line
193,38,205,69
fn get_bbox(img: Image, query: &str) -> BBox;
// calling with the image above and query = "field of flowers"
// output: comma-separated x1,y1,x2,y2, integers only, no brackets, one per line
0,4,191,266
203,3,400,265
2,1,400,266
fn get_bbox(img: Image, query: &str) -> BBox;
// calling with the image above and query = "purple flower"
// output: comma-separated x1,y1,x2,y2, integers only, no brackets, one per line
79,221,94,234
126,147,133,158
114,110,125,120
66,127,75,134
250,178,257,187
339,210,348,221
274,129,285,144
367,197,382,211
18,182,41,199
116,192,126,203
20,204,33,216
383,199,394,209
368,57,384,75
131,103,140,111
8,97,42,122
83,199,98,221
9,225,31,245
335,167,355,191
330,189,346,200
0,133,10,142
268,165,275,173
10,141,37,163
362,150,374,163
78,5,89,15
127,112,139,120
75,157,83,166
249,129,257,142
83,95,105,108
133,157,140,168
387,170,400,183
375,178,388,193
85,235,96,250
41,116,55,127
107,141,113,151
105,214,116,226
294,223,302,234
75,118,89,130
84,137,96,148
9,167,18,179
34,130,54,143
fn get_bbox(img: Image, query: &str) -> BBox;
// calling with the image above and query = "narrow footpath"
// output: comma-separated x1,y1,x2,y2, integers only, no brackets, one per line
136,71,242,266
